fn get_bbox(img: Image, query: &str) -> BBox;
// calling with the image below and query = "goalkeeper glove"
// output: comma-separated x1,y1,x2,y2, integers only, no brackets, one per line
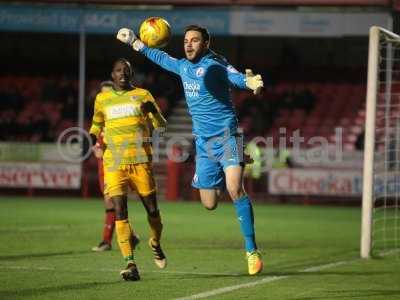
245,69,264,95
116,28,144,51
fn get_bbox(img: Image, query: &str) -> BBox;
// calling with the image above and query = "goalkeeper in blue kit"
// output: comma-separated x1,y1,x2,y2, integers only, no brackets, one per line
117,24,264,275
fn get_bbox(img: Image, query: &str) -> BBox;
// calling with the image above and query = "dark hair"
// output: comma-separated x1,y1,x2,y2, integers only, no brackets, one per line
112,58,133,76
184,24,210,42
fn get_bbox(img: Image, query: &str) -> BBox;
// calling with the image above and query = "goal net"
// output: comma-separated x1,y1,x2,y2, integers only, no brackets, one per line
362,26,400,258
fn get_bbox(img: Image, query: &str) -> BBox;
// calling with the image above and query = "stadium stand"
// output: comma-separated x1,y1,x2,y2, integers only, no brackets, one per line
0,72,179,143
0,73,366,151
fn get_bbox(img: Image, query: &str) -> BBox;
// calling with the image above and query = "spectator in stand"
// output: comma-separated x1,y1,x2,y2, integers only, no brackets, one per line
295,88,316,113
355,129,365,151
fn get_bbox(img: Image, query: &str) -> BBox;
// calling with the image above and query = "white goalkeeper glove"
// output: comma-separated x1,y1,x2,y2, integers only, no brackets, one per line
245,69,264,95
116,28,144,51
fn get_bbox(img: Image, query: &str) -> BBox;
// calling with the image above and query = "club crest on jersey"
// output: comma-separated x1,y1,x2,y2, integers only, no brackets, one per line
196,67,205,77
227,65,239,73
193,173,198,183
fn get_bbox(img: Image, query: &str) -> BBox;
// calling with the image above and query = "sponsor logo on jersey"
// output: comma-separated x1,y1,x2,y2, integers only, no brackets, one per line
183,81,200,97
227,65,239,73
106,104,141,119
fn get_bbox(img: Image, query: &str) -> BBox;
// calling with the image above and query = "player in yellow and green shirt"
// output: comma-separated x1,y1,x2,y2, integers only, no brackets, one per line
89,58,167,281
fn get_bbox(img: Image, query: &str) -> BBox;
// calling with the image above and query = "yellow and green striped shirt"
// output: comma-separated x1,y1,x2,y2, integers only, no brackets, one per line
89,87,165,168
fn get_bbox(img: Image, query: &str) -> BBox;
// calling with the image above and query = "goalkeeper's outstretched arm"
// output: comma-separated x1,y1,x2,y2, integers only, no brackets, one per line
219,62,264,96
117,28,180,75
117,27,263,95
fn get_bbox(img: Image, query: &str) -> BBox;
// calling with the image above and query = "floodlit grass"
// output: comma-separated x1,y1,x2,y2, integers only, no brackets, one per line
0,197,399,300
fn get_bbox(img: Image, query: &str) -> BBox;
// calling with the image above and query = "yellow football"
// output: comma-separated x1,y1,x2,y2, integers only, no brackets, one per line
139,17,171,48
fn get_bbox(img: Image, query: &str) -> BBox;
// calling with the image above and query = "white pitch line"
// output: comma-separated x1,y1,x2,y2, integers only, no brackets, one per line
0,225,67,232
149,270,242,276
173,259,356,300
0,265,240,277
0,257,301,277
0,265,54,271
100,267,241,276
302,260,353,273
3,254,397,300
174,275,288,300
0,259,301,277
378,248,400,257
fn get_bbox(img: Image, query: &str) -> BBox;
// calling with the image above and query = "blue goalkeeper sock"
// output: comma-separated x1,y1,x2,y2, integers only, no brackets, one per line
233,195,257,252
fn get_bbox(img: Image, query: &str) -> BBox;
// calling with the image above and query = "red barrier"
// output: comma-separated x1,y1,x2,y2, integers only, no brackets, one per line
166,145,182,201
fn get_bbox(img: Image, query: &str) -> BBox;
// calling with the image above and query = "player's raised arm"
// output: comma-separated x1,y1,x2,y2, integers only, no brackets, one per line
224,64,248,89
224,64,263,95
80,95,103,157
89,95,104,140
116,28,180,75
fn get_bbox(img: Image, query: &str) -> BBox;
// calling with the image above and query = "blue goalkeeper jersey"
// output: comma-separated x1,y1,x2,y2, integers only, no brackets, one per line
140,47,249,138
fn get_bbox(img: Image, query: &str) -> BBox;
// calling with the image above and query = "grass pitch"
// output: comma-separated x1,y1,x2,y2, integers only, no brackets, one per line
0,197,399,300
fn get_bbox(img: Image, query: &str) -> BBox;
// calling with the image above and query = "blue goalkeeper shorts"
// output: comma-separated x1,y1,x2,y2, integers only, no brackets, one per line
192,134,243,189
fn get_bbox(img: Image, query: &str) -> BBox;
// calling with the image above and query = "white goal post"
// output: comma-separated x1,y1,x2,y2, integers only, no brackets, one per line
361,26,400,258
